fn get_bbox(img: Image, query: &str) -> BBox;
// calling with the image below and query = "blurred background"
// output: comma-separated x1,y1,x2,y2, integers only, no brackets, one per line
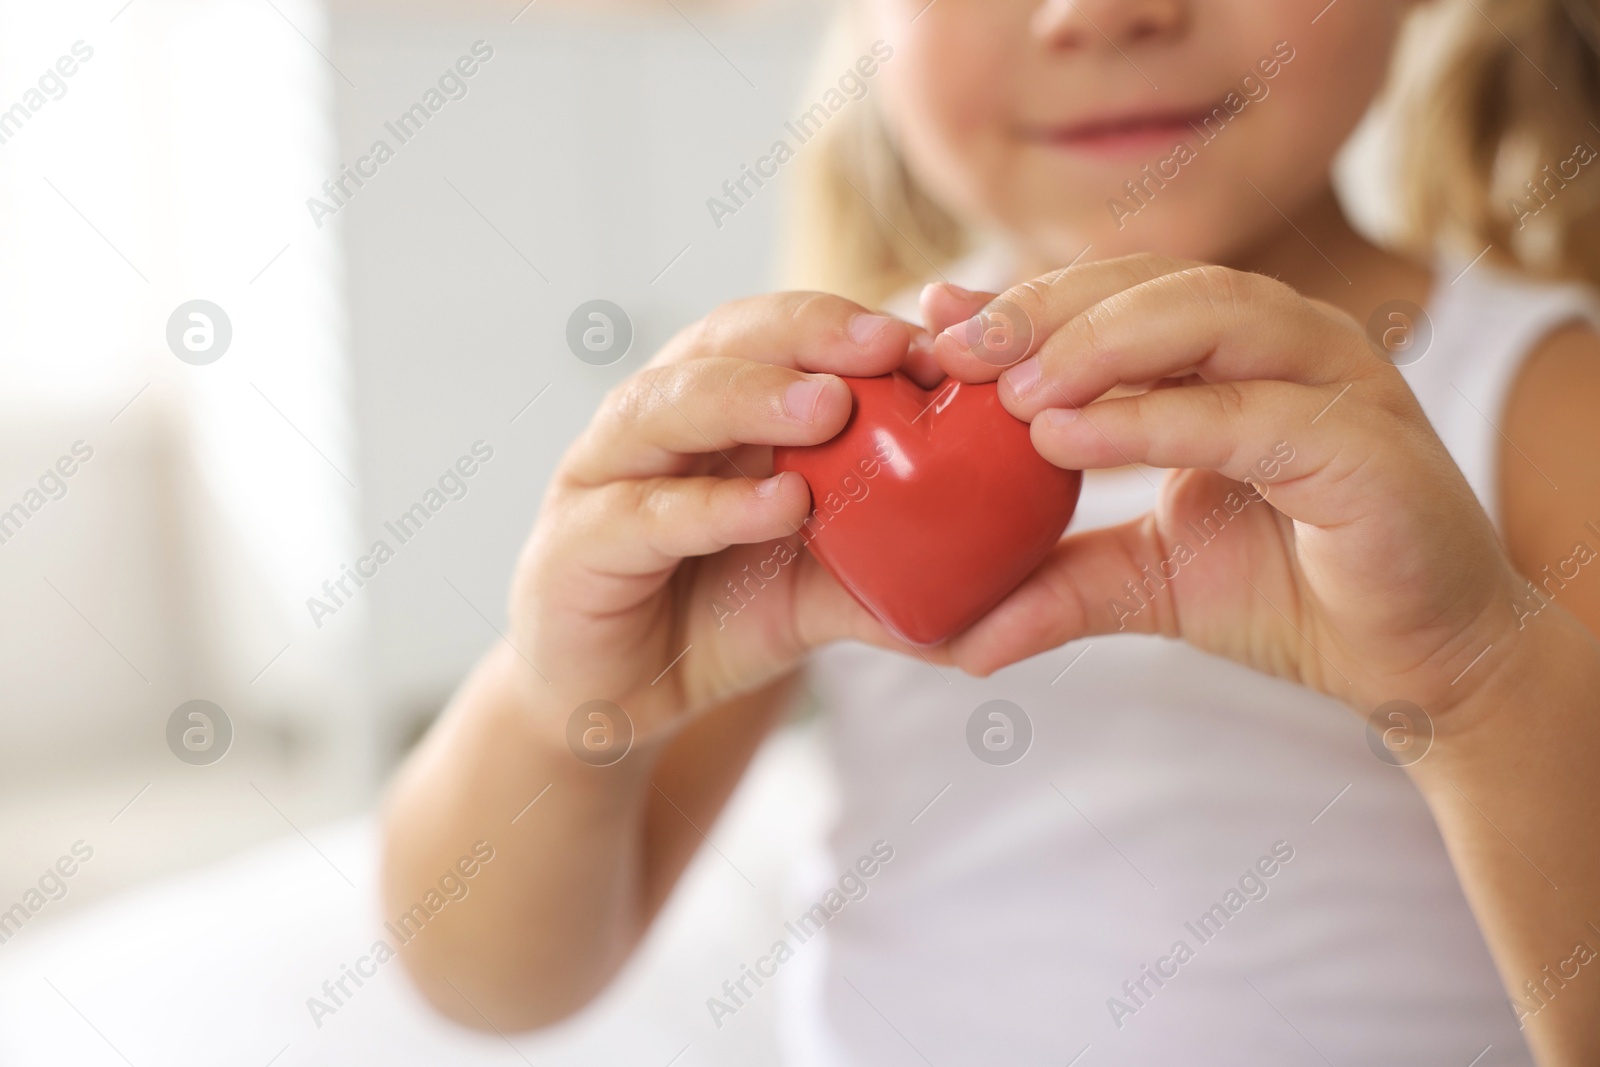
0,0,1401,1063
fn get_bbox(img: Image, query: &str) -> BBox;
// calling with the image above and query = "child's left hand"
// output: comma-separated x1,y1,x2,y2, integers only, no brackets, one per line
922,253,1520,725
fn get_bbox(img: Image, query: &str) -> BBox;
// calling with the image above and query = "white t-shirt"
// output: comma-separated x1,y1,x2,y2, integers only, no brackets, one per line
783,254,1599,1067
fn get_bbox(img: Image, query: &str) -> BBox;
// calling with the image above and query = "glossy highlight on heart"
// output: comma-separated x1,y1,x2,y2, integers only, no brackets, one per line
773,372,1082,645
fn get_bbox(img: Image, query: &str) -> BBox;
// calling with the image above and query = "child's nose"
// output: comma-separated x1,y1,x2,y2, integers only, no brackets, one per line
1029,0,1189,50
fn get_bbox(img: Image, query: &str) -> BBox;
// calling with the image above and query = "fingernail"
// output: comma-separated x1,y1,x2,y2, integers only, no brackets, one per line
848,313,893,347
1002,357,1042,398
757,472,785,497
1041,407,1079,427
939,316,981,351
785,377,828,421
928,281,979,301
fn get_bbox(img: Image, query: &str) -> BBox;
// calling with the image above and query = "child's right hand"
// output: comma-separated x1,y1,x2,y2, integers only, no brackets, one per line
383,293,938,1028
508,292,931,747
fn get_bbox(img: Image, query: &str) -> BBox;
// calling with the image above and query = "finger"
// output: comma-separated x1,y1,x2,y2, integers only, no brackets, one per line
947,517,1171,669
902,322,947,389
788,544,968,665
1029,378,1387,528
932,253,1195,381
937,493,1266,676
996,266,1366,418
545,470,814,584
566,358,853,485
656,291,912,376
899,282,993,389
919,282,995,336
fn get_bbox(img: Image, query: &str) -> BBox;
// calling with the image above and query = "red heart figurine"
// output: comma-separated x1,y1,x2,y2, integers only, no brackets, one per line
773,372,1082,645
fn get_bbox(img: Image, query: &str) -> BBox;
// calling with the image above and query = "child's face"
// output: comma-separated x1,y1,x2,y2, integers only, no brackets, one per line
864,0,1410,265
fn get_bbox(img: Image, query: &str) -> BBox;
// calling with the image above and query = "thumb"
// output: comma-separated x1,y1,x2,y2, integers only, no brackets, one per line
789,546,961,661
942,518,1168,675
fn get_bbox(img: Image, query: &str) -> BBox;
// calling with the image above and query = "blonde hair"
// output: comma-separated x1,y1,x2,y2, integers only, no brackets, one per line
1399,0,1600,282
783,0,1600,305
781,12,968,308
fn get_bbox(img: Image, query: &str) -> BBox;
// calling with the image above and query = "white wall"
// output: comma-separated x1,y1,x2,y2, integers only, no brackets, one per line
327,1,828,750
0,0,834,920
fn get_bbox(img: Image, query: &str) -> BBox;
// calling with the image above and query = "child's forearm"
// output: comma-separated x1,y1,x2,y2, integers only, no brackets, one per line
1411,607,1600,1066
379,642,660,1029
379,641,793,1031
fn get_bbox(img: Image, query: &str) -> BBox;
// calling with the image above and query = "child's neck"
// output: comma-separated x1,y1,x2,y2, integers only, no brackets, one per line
1016,186,1434,328
1224,186,1433,324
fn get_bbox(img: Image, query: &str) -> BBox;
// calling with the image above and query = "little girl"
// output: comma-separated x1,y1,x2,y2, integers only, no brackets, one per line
382,1,1600,1063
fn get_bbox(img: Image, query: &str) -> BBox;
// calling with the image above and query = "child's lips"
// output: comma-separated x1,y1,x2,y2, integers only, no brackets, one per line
1019,107,1217,156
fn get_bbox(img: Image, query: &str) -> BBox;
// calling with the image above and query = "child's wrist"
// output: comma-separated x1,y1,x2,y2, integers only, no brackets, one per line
1406,604,1600,783
474,643,666,807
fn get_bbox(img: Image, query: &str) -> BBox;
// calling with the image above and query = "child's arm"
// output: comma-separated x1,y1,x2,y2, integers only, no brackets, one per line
380,293,922,1030
381,647,797,1028
1451,323,1600,1064
923,256,1600,1064
1406,602,1600,1065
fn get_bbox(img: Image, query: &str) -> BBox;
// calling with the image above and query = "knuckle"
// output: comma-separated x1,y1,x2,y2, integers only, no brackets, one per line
1189,264,1244,315
1368,370,1425,426
722,356,770,398
1173,264,1264,341
1224,267,1300,318
630,476,676,528
1211,380,1251,428
659,308,723,364
612,366,670,426
688,297,757,359
787,291,838,326
1099,251,1189,290
1150,252,1202,274
1067,304,1110,362
675,291,852,364
1001,277,1053,329
706,359,776,425
1119,396,1154,454
691,310,732,359
1209,382,1253,470
1115,252,1177,287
